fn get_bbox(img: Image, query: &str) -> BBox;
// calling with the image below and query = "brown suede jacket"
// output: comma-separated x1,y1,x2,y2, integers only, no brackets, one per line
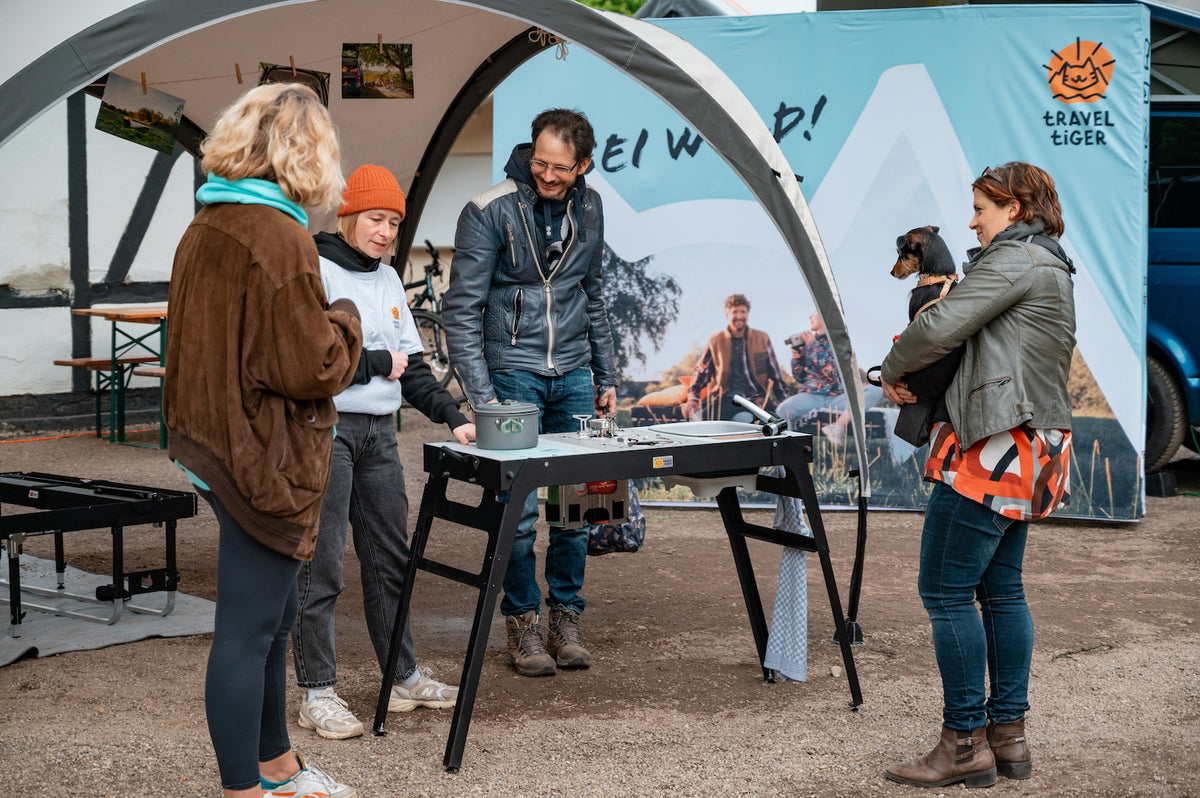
164,203,363,560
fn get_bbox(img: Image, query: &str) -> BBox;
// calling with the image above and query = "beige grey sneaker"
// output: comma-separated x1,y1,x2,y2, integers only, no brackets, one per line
547,606,592,669
297,687,364,740
506,610,557,677
388,668,458,712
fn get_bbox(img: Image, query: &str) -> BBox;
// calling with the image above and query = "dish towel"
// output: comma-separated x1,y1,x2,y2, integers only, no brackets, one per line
763,494,813,682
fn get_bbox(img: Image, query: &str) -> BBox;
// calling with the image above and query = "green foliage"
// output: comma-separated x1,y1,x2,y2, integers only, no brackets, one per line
575,0,647,15
599,243,682,378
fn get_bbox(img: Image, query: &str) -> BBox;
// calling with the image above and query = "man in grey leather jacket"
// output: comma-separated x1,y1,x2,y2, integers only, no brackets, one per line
442,108,617,678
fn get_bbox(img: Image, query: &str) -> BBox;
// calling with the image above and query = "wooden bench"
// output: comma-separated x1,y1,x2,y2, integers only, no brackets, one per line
132,365,165,379
54,356,162,443
53,356,159,370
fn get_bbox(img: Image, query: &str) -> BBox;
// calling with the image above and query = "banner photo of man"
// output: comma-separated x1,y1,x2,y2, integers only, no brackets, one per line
494,4,1149,520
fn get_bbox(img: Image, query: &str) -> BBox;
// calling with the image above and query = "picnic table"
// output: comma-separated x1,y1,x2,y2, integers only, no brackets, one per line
56,305,168,447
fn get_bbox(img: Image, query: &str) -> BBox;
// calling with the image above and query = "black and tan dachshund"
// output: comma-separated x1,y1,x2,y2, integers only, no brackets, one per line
883,225,965,448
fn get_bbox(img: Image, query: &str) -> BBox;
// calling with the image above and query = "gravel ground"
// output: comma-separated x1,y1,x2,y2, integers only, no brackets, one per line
0,412,1197,797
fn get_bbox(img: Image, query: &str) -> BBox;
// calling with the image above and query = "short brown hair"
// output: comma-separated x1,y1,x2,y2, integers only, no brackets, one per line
973,162,1064,237
200,83,344,210
725,293,750,311
531,108,596,163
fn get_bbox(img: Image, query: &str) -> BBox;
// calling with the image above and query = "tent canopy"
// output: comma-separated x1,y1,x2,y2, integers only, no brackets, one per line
0,0,868,488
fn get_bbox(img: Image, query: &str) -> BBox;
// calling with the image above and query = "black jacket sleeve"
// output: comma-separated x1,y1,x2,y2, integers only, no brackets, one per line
399,352,470,429
350,348,396,385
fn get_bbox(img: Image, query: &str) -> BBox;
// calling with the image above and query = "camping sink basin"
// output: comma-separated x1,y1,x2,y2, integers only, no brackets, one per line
646,420,765,438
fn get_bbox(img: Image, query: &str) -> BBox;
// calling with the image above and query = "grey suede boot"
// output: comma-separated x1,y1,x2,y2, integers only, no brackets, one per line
547,606,592,669
505,610,556,677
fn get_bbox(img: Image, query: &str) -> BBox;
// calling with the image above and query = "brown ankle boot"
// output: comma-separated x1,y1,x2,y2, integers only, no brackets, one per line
987,719,1032,779
547,606,592,669
505,610,556,677
886,725,997,789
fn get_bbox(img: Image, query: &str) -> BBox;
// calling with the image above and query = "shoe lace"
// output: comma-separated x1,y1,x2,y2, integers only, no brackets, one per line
513,618,547,656
553,609,583,647
311,691,355,721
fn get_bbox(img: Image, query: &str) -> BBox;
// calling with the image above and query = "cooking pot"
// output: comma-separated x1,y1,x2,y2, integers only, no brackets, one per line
473,400,540,450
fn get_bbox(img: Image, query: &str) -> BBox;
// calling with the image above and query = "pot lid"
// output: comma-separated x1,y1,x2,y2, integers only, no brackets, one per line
473,400,540,417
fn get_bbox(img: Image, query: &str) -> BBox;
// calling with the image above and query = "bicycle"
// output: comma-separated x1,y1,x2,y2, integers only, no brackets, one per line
403,239,455,390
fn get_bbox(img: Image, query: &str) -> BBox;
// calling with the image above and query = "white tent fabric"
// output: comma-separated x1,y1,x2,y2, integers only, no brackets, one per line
0,0,867,490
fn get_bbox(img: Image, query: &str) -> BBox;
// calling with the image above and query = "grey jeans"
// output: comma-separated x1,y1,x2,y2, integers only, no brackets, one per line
292,412,417,688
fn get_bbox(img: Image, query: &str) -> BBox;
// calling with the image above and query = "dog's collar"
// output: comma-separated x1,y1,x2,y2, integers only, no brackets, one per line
915,273,957,288
914,274,958,318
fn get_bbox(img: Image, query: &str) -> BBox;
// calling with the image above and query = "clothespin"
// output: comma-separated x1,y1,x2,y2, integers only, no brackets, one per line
235,63,243,84
140,73,148,94
289,56,297,76
377,34,383,53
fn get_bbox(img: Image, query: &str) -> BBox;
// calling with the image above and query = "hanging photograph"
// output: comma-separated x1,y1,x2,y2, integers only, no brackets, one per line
257,63,331,106
341,43,414,99
95,73,185,155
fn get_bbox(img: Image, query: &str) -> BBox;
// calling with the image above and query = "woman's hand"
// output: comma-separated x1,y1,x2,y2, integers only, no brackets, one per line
386,351,408,380
451,423,476,445
882,379,917,405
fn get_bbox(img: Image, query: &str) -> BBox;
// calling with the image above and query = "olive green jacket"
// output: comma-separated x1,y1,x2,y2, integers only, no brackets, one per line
880,222,1076,451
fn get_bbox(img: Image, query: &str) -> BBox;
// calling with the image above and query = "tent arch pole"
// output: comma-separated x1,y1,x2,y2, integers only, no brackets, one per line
395,28,550,262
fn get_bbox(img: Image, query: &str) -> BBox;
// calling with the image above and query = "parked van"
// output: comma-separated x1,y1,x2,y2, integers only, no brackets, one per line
1145,99,1200,472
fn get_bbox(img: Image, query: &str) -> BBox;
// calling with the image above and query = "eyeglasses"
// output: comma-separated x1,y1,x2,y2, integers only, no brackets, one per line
530,157,579,176
979,166,1004,182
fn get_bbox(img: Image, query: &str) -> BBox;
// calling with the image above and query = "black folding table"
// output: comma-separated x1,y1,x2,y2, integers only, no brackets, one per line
372,427,863,770
0,471,197,637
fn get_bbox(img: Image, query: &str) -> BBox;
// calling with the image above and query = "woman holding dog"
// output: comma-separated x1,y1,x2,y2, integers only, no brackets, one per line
879,161,1076,789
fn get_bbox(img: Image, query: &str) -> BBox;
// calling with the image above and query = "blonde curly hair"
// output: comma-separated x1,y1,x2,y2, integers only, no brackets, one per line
200,83,343,210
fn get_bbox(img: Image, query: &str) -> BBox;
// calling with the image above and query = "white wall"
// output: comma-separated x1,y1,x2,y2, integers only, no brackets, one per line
0,92,488,398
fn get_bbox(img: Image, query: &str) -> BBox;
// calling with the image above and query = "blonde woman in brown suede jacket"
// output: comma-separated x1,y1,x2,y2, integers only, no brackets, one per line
164,83,362,798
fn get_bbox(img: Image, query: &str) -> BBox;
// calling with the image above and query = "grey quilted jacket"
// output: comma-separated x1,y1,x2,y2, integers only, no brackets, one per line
442,144,618,407
881,221,1076,451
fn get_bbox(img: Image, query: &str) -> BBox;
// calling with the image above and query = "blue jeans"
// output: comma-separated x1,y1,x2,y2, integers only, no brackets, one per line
919,482,1033,731
293,413,417,688
491,367,595,616
777,384,884,429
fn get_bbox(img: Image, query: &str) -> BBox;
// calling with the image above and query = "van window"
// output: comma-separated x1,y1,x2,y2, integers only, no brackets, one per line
1149,112,1200,229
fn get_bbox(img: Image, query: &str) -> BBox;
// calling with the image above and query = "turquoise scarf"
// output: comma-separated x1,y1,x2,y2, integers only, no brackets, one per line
195,174,307,227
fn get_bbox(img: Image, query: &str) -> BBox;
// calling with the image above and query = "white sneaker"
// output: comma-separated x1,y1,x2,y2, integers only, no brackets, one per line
297,687,364,740
263,755,356,798
388,668,459,712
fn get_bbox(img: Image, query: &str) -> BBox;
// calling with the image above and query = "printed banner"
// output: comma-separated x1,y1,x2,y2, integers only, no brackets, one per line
494,4,1149,519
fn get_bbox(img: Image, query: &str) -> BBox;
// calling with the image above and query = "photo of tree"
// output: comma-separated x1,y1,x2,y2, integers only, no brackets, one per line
95,73,184,155
341,43,414,99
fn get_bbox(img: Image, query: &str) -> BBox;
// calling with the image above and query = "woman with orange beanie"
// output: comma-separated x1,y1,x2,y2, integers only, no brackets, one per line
291,164,474,740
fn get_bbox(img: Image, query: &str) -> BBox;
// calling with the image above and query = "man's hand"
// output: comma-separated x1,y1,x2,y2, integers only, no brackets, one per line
451,423,476,445
681,398,700,419
800,330,816,346
386,351,409,380
596,387,617,417
882,379,917,405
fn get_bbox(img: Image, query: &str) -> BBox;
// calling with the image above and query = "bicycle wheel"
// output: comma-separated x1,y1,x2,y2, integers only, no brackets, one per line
410,309,456,391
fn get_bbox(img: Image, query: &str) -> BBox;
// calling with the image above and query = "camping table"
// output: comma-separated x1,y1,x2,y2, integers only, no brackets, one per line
0,471,197,638
371,427,864,771
71,305,169,446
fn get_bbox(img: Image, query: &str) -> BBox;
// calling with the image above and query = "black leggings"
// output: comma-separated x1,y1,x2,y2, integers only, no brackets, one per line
205,495,300,790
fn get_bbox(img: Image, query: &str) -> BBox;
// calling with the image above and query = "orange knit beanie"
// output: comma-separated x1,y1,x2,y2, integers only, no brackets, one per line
337,164,406,218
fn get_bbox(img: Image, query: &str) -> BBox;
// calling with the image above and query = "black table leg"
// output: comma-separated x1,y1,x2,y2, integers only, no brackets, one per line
715,487,773,681
441,478,529,771
789,466,864,708
373,474,449,733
